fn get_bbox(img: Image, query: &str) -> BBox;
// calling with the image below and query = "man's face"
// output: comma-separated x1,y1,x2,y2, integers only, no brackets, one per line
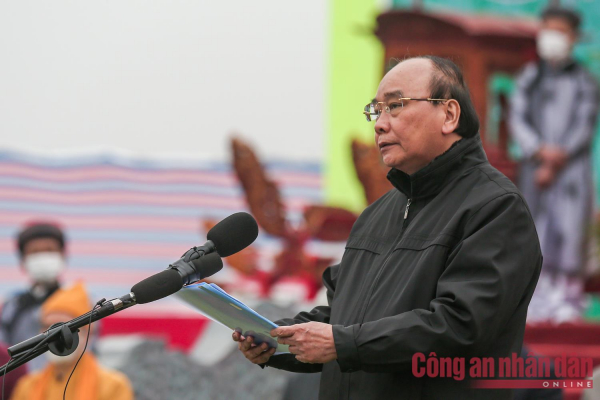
541,17,577,47
41,311,83,333
23,238,62,257
41,311,88,366
373,59,450,175
21,237,65,284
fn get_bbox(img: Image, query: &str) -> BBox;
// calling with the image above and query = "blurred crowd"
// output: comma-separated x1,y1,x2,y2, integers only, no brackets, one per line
0,4,599,400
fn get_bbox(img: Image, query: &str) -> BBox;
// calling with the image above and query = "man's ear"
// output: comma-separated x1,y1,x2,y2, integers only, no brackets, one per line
441,99,460,135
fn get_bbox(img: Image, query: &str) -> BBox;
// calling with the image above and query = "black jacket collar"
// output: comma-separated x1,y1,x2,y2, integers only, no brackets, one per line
386,133,487,200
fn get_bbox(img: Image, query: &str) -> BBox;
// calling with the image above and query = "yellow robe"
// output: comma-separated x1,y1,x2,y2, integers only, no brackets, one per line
10,354,133,400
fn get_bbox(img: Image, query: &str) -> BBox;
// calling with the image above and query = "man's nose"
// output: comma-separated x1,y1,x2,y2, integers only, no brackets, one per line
374,112,390,134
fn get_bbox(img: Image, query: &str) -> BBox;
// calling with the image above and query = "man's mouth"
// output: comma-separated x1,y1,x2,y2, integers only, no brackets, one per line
378,142,394,150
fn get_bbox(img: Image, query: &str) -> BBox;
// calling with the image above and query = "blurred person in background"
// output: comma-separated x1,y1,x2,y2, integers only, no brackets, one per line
10,282,133,400
0,223,66,371
0,341,27,399
509,6,600,321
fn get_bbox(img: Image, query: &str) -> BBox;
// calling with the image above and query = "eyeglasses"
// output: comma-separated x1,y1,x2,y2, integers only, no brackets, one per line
363,98,449,122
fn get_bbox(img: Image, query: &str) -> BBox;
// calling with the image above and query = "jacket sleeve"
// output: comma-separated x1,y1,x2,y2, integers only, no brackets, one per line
0,305,8,344
509,64,543,159
264,263,340,373
333,193,541,373
563,72,600,159
0,297,17,344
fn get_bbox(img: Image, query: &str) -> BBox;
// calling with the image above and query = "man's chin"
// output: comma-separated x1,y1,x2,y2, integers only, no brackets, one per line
382,155,404,171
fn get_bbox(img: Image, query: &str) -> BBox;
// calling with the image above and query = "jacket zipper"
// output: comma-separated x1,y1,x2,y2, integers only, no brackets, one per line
357,197,414,323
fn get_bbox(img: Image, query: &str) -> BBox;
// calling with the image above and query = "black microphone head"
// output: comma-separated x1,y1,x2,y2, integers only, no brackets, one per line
190,252,223,280
207,212,258,257
131,269,182,304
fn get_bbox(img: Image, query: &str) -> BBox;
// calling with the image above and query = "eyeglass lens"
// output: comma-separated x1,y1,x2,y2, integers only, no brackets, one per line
364,100,404,121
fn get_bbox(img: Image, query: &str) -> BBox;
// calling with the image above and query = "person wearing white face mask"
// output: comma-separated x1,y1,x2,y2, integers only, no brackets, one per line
509,7,599,322
10,282,133,400
0,223,66,371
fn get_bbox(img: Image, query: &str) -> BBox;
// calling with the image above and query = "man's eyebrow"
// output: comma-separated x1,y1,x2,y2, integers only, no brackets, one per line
383,90,404,99
372,90,404,103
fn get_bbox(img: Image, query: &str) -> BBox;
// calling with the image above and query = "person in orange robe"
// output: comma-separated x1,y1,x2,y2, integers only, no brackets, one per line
10,282,134,400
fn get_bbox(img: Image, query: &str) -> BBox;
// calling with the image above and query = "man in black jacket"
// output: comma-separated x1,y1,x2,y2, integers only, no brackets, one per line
234,56,542,399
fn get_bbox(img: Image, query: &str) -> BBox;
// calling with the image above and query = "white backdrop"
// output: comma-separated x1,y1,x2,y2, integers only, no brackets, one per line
0,0,327,162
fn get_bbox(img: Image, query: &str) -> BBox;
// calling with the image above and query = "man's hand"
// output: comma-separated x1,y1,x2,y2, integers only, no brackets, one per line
537,146,568,171
232,331,276,365
271,322,337,364
535,164,557,189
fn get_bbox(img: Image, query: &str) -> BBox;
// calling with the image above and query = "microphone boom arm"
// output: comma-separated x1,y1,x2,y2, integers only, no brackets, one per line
1,293,137,376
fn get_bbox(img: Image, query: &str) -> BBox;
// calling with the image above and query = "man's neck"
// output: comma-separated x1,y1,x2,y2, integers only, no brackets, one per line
426,135,463,170
401,135,463,176
545,57,574,72
30,281,59,299
387,133,481,199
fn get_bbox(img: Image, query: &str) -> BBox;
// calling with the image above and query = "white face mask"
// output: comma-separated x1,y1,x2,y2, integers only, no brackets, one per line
23,252,65,284
537,29,571,62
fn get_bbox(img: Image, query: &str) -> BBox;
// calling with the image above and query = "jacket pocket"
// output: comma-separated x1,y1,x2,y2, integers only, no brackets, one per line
345,236,386,255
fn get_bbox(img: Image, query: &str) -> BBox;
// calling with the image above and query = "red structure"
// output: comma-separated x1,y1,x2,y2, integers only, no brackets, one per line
374,10,539,181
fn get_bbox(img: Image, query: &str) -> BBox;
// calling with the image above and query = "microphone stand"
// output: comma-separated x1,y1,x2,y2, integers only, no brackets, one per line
0,240,227,376
0,293,137,376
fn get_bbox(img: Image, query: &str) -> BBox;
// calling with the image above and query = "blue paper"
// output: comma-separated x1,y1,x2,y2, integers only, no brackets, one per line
176,283,289,353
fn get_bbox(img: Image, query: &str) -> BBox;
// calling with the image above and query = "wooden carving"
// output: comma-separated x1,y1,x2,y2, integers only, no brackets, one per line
303,205,358,242
231,137,289,238
229,136,359,297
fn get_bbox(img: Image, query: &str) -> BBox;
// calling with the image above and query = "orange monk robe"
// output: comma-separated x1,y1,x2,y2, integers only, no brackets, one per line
42,282,91,318
10,353,133,400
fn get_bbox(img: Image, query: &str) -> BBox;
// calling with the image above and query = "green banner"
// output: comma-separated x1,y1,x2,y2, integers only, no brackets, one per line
326,0,384,212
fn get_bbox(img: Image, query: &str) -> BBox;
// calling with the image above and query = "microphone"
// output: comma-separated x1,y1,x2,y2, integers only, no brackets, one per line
168,211,259,285
132,253,223,304
131,212,259,304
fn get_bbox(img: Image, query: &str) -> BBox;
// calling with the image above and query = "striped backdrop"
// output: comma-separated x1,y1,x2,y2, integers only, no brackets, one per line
0,149,342,316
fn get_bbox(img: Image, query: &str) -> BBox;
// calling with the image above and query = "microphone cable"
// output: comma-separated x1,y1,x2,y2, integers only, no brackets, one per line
63,298,104,400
